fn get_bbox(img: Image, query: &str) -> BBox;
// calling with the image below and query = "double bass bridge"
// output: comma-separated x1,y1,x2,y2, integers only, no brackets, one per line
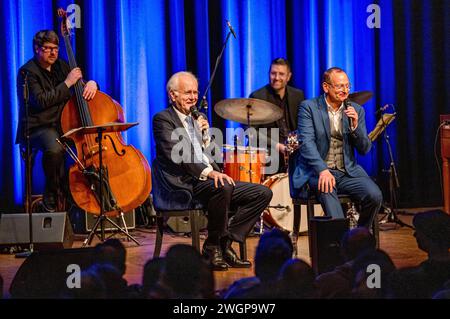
82,144,108,162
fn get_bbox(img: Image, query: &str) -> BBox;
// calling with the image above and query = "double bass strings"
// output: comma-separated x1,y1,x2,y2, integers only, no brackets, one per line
63,33,96,152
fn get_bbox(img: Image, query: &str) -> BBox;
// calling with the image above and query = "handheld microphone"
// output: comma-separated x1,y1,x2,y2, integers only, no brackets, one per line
190,106,201,120
344,99,354,131
190,106,209,141
226,20,237,39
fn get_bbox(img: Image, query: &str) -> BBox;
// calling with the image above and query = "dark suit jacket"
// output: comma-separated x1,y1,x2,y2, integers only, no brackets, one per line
152,106,220,194
250,84,304,130
249,84,304,147
16,58,71,144
291,95,372,193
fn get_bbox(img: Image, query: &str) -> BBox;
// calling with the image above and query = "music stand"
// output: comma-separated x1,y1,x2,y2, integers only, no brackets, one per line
62,122,141,246
369,113,413,229
368,113,395,142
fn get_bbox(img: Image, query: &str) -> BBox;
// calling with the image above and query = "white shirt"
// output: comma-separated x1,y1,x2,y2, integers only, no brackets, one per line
173,106,213,180
325,98,344,136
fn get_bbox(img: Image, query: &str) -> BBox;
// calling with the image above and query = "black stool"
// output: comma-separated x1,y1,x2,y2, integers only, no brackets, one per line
20,146,43,212
20,146,67,212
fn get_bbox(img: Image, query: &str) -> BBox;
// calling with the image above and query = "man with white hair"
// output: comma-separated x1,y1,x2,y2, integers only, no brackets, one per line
152,71,272,271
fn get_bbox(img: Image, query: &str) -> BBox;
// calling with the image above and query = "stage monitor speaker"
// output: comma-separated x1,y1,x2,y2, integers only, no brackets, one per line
0,212,73,250
309,217,349,275
69,209,135,234
9,247,95,298
167,215,208,233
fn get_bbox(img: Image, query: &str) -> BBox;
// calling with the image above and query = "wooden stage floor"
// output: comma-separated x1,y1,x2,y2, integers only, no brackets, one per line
0,212,429,298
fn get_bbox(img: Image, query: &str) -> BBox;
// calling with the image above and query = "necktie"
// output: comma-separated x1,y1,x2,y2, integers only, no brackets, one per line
186,116,209,165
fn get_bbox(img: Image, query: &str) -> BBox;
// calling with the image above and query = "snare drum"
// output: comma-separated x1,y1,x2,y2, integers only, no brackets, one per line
223,145,266,184
262,173,324,232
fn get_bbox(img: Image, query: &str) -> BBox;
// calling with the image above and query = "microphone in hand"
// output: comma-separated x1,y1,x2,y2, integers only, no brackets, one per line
344,99,354,131
190,105,201,120
190,106,209,140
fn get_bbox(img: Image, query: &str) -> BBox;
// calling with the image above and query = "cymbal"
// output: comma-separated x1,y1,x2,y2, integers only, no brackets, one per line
348,91,373,105
214,98,283,125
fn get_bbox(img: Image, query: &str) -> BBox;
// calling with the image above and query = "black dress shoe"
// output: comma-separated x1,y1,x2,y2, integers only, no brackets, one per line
202,245,228,271
221,240,252,268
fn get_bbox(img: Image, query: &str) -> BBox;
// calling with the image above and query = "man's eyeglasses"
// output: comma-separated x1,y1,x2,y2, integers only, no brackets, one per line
326,82,351,91
41,46,59,53
174,90,199,98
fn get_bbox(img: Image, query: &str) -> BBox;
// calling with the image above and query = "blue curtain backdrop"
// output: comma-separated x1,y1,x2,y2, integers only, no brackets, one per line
0,0,449,211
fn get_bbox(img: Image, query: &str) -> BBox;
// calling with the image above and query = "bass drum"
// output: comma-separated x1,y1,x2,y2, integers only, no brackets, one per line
262,173,324,233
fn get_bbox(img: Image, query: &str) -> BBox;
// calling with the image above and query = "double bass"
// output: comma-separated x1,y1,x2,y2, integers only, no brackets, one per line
58,9,151,216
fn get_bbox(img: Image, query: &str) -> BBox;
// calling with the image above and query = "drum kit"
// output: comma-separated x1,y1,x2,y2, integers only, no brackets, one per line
215,98,284,184
213,91,373,233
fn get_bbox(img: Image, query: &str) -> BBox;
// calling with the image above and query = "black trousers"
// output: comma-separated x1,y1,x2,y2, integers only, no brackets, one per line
27,127,66,200
193,180,272,244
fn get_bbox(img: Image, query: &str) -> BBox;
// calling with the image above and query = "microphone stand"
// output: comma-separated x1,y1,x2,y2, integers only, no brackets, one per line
379,112,413,229
16,71,34,258
196,30,233,117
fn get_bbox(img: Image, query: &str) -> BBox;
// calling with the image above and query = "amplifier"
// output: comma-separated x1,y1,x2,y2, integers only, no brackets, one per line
309,217,349,275
0,212,73,250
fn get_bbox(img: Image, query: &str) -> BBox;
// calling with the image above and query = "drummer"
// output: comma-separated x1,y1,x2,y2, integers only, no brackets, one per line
249,58,304,174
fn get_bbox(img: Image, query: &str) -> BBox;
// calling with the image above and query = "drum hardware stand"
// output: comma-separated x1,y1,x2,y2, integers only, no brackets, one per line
269,203,299,258
346,202,359,229
256,204,291,235
246,104,254,183
256,212,265,235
